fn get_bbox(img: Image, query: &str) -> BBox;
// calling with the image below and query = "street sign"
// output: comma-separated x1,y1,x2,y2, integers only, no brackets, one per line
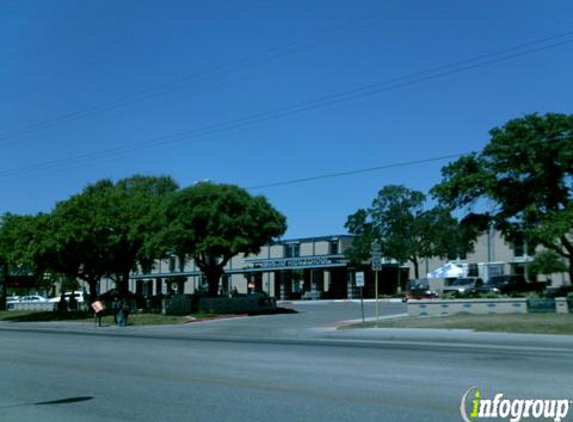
355,272,365,287
371,242,382,271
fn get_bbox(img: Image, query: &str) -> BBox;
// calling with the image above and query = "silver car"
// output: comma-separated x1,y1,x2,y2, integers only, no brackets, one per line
10,295,50,303
442,277,480,296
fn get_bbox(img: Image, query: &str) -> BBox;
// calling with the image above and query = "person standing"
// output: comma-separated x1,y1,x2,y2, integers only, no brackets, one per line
117,298,126,327
111,296,120,325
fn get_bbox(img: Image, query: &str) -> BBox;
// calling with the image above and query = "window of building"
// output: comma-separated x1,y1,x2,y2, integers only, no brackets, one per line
285,243,300,258
513,239,525,257
329,240,339,255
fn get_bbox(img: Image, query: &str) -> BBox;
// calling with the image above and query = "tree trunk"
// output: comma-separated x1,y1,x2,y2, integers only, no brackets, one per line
117,270,130,297
204,266,223,297
412,258,419,280
86,279,99,304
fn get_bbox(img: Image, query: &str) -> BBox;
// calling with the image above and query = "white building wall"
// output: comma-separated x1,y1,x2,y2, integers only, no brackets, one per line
300,241,314,256
313,240,330,255
269,244,284,259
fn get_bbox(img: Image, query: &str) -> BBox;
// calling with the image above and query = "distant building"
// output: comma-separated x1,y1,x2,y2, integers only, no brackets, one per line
128,231,570,299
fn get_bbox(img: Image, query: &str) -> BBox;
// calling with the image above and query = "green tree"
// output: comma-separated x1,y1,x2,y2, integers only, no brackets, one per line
49,175,178,299
345,185,467,279
529,250,568,281
0,213,51,308
159,182,287,297
432,113,573,281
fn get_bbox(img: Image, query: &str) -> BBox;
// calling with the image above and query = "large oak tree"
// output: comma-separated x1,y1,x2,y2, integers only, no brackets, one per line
0,213,50,309
48,175,179,298
158,182,287,297
345,185,469,279
432,113,573,281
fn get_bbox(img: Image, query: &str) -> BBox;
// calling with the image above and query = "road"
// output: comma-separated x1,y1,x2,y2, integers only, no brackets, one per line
1,302,572,422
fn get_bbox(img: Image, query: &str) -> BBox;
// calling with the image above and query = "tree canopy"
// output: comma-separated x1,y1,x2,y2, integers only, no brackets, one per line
529,250,568,280
159,182,287,296
345,185,468,279
1,177,286,300
49,175,179,298
432,113,573,280
0,175,179,301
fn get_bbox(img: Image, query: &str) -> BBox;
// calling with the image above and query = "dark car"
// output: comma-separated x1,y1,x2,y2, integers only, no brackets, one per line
442,277,480,296
474,275,545,295
403,280,439,302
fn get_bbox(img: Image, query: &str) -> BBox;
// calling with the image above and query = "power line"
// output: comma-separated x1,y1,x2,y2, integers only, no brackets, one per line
245,153,465,190
245,133,569,191
0,30,571,181
0,1,415,145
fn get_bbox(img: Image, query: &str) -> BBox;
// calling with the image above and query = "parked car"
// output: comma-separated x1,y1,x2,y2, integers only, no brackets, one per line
442,277,480,296
403,281,439,302
473,275,545,295
9,295,50,303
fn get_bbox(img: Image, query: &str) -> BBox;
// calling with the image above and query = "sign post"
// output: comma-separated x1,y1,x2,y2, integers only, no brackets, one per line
371,242,382,327
355,271,365,323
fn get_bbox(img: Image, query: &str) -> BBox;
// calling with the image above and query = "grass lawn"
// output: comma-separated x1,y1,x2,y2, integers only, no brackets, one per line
0,310,219,326
341,313,573,335
0,307,294,326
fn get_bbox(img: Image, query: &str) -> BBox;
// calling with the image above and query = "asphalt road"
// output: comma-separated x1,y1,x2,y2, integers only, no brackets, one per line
1,302,572,422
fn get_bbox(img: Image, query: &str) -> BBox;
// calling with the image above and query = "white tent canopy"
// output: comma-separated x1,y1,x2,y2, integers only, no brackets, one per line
426,262,464,279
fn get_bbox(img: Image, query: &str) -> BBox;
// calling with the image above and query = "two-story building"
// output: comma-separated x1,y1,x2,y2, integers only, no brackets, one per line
124,231,570,300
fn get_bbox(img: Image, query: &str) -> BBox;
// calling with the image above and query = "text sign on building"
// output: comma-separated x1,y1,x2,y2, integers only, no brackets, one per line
371,242,382,271
355,272,365,287
253,256,342,269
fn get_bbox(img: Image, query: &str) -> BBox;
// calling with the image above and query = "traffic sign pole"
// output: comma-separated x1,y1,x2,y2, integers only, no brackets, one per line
375,270,379,327
360,286,365,323
371,242,382,328
355,272,365,323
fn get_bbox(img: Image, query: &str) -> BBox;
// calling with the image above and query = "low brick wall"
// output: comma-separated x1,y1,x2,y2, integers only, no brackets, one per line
408,298,528,316
7,302,56,312
556,297,569,314
408,298,571,316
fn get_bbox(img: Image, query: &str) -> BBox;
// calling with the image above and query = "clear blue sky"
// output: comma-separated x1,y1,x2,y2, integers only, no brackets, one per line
2,0,572,238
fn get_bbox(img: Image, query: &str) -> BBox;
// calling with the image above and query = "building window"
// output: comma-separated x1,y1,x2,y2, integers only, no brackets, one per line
330,241,339,255
513,239,525,257
285,243,300,258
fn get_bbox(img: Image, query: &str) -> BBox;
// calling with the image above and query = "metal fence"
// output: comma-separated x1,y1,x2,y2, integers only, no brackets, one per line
527,298,556,313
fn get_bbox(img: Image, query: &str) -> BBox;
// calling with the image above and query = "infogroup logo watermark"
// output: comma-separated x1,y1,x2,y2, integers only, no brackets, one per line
460,387,572,422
